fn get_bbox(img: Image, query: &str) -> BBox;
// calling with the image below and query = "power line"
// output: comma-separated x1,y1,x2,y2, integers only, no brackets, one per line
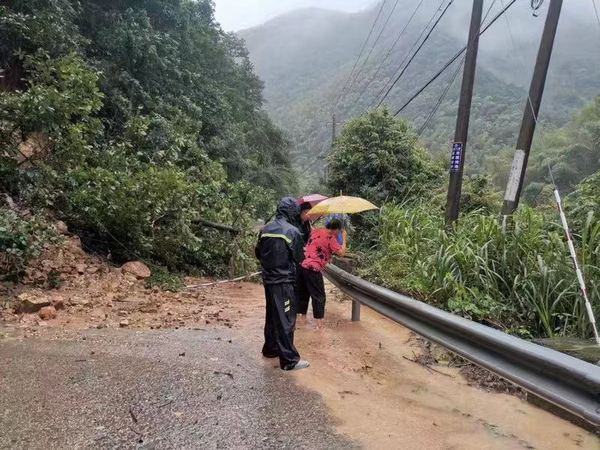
592,0,600,32
332,0,388,111
369,0,446,110
393,0,518,117
531,0,545,16
417,57,465,137
393,48,464,116
345,0,402,96
393,0,499,117
378,57,464,178
500,0,539,126
375,0,455,109
354,0,426,113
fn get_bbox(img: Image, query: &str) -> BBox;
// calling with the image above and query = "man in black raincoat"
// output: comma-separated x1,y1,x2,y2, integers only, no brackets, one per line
255,197,310,370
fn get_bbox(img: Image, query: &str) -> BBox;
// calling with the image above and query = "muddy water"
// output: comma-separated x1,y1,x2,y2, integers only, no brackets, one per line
287,287,599,450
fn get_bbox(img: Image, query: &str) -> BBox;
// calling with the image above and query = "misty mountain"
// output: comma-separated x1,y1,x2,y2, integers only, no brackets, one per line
239,0,600,186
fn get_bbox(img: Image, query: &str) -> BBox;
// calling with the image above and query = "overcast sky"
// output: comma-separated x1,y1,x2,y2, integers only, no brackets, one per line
213,0,376,31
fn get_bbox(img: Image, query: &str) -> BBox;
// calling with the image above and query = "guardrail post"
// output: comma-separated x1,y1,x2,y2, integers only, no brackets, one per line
351,300,361,321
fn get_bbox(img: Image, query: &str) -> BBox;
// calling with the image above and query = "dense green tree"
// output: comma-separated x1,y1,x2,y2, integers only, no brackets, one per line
525,96,600,196
0,0,296,274
328,108,440,203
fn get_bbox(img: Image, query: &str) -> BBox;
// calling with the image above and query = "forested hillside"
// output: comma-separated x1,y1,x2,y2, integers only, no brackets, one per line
0,0,294,275
238,1,600,341
240,1,600,192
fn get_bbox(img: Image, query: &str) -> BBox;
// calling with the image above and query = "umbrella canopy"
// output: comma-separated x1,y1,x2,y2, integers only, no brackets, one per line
307,196,378,217
297,193,328,206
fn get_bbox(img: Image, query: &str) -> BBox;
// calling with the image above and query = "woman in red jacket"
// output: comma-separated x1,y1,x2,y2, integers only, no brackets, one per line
297,218,347,329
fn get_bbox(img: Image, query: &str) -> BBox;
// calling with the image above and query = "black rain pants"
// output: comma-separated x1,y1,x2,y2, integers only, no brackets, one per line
297,266,326,319
262,283,300,370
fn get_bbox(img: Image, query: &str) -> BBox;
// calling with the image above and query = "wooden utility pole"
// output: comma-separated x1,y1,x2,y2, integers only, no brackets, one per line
324,112,337,183
501,0,563,216
331,112,337,147
445,0,484,224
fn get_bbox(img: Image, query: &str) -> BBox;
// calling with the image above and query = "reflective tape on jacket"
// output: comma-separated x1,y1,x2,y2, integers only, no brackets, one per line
260,233,292,244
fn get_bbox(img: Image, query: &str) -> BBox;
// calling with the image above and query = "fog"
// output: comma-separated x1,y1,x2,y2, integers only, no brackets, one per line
213,0,376,31
215,0,600,34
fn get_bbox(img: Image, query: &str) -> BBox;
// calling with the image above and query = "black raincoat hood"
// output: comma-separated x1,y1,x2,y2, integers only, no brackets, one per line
276,197,300,225
256,197,304,285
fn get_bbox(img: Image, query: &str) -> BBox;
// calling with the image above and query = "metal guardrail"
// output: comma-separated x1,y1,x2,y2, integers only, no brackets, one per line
324,264,600,427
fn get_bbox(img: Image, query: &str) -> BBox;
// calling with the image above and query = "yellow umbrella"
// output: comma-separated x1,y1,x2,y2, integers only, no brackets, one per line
306,196,378,218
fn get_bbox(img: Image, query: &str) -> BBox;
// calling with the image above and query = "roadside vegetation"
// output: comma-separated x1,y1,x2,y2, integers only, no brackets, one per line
0,0,291,275
329,107,600,340
1,1,599,341
0,209,59,282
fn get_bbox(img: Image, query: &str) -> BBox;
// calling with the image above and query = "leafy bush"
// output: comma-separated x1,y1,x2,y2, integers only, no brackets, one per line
0,210,58,281
0,1,292,275
362,204,600,339
566,172,600,232
145,267,184,292
328,108,441,204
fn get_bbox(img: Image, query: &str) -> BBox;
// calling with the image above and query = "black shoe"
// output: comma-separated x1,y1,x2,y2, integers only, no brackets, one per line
262,352,279,359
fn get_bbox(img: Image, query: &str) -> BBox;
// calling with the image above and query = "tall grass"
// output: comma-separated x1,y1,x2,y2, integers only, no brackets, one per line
363,205,600,339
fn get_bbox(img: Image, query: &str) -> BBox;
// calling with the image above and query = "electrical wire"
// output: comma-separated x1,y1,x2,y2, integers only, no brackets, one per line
345,0,402,95
375,0,455,109
368,56,465,181
592,0,600,33
392,0,517,117
417,57,465,137
368,0,446,110
332,0,388,111
353,0,426,113
499,0,539,126
531,0,545,17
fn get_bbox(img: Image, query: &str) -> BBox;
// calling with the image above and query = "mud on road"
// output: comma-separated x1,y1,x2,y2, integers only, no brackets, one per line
1,275,599,449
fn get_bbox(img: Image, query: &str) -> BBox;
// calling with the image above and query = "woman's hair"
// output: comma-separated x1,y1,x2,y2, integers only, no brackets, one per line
299,202,312,212
325,218,342,230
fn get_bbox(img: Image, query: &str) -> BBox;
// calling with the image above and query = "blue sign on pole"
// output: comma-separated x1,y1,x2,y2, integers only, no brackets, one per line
450,142,463,172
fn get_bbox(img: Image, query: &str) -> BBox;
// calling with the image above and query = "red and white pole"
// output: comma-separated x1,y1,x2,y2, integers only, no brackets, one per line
553,187,600,345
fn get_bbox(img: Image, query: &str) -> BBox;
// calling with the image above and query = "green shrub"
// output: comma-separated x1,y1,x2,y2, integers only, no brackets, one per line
328,108,441,204
145,267,184,292
362,204,600,339
0,1,292,277
0,210,58,281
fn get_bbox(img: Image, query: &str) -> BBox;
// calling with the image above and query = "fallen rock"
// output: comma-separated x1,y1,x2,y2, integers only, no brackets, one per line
52,299,66,310
119,319,130,328
39,306,57,320
51,296,66,310
121,261,151,279
17,292,50,313
75,263,86,274
66,236,85,255
55,221,69,235
69,296,90,307
2,193,17,210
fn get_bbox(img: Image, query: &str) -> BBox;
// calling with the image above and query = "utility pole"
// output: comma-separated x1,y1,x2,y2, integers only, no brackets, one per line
501,0,563,216
445,0,484,224
324,112,337,183
331,112,337,148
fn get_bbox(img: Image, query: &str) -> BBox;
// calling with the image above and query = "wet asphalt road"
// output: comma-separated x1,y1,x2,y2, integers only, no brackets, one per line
0,328,357,449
